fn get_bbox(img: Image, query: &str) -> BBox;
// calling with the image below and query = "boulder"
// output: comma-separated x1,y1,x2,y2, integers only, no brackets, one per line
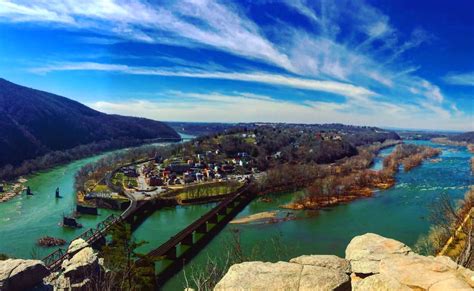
379,253,472,290
457,266,474,287
61,247,99,284
0,259,50,290
214,261,302,290
345,233,412,274
290,255,351,274
214,260,351,291
352,274,410,291
299,265,350,290
67,238,89,256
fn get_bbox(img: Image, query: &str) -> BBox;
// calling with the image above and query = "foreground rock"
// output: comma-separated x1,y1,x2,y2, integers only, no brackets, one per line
66,238,89,256
345,233,412,274
0,259,50,290
46,238,103,290
215,233,474,290
214,261,350,291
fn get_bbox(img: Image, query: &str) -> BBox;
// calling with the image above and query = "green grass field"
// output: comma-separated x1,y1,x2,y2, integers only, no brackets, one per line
175,181,243,201
112,172,138,188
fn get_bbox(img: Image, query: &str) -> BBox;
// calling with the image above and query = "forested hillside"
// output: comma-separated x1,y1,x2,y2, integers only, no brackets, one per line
0,78,179,167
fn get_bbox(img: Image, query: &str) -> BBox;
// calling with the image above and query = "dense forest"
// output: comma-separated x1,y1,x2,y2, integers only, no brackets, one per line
73,123,401,195
449,131,474,143
0,78,180,178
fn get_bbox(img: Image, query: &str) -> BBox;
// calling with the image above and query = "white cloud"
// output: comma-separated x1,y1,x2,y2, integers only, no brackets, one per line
88,91,474,131
2,0,467,129
31,62,376,100
443,72,474,86
0,0,294,71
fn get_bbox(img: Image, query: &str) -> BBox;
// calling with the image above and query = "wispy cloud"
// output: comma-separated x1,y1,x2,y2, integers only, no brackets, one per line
31,62,375,100
443,72,474,86
1,0,468,129
0,0,294,71
88,91,472,131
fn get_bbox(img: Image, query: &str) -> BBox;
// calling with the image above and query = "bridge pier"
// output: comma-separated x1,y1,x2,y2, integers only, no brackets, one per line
208,214,219,224
182,232,194,246
196,222,208,234
165,246,177,260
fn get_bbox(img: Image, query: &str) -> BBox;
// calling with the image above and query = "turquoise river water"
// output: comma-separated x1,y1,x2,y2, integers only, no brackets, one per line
0,140,471,290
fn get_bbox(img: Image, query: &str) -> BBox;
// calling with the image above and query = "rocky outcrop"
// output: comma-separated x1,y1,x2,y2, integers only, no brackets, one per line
345,232,412,274
66,238,89,256
214,261,350,291
0,239,105,290
47,238,103,290
0,259,50,290
60,246,100,285
215,233,474,290
290,254,351,274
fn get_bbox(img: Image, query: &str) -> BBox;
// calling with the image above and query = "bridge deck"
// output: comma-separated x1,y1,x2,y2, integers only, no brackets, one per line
144,183,251,260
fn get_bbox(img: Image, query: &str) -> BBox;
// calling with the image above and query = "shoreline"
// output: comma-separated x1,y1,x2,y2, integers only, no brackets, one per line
279,143,439,211
0,178,28,203
280,182,394,210
431,138,474,153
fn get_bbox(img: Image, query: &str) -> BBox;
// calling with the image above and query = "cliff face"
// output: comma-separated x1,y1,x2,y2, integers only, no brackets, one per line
215,233,474,290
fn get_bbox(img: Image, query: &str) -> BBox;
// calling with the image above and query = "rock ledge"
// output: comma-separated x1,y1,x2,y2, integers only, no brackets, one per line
215,233,474,290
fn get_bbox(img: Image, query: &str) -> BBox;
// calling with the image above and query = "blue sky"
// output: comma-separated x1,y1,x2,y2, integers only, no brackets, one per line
0,0,472,130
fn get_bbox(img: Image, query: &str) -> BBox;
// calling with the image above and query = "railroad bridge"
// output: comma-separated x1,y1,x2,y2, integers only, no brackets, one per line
139,184,255,287
41,183,255,285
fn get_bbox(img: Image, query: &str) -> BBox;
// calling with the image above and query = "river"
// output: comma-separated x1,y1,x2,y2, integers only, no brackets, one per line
159,140,472,290
0,134,194,259
0,140,471,290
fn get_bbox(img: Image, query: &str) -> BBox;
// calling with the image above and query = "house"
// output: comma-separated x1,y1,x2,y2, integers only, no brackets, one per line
122,167,138,177
154,155,164,163
194,162,204,168
221,164,234,173
167,163,192,174
183,174,195,184
237,152,248,158
148,176,163,186
195,172,204,181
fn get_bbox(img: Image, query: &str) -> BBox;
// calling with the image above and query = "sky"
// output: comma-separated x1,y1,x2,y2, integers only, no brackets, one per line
0,0,473,131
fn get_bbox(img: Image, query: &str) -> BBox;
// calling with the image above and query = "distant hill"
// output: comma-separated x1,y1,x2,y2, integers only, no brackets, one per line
0,78,180,166
450,132,474,143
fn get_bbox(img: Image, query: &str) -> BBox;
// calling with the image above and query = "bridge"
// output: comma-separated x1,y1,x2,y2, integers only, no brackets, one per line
41,181,254,280
138,183,255,287
42,213,121,271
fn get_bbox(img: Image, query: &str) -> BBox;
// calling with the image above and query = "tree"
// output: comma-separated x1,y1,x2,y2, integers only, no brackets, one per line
101,222,155,290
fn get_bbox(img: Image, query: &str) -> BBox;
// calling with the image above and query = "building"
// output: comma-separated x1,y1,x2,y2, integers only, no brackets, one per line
168,163,192,174
121,166,138,177
148,176,163,186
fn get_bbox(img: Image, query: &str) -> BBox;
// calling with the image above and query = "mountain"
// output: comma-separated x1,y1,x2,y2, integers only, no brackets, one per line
0,78,180,166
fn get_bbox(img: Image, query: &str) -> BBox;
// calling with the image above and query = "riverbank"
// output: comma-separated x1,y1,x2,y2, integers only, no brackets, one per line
0,179,27,203
432,137,474,153
161,139,472,290
280,143,439,211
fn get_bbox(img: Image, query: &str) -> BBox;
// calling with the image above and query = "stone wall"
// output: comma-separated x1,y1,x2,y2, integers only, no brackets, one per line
215,233,474,290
